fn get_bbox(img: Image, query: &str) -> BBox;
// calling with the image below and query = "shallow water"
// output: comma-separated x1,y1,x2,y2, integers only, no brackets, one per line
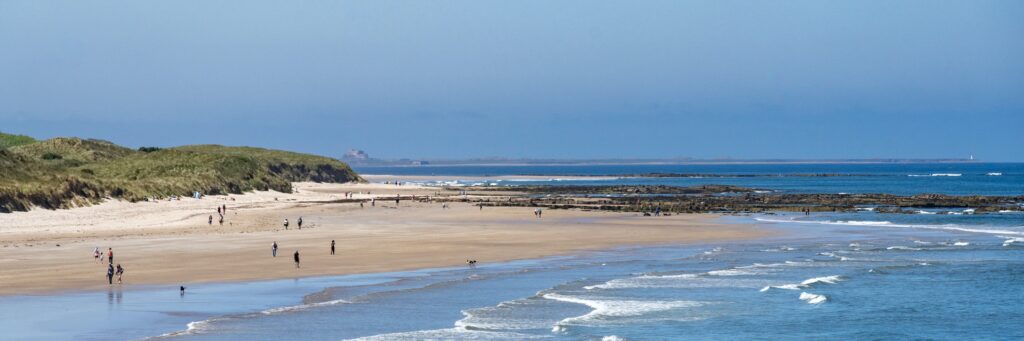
4,212,1023,340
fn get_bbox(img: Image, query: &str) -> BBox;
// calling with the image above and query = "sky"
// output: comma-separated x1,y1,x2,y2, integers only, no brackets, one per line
1,1,1022,161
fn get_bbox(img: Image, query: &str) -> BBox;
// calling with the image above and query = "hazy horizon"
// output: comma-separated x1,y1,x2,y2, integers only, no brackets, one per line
2,1,1022,161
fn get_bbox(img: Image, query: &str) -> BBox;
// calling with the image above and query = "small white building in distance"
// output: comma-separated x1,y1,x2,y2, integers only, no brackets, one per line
343,149,370,161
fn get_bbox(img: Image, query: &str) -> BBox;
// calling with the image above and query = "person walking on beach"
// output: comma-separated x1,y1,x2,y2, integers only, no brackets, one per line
294,251,301,268
283,218,289,230
217,206,221,215
208,215,213,225
108,248,114,264
106,263,114,285
116,264,125,284
331,240,335,255
371,198,375,207
222,204,227,215
94,247,101,262
272,242,278,257
297,217,303,230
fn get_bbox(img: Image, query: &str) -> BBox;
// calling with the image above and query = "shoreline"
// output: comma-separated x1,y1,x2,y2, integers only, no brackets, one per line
0,182,770,296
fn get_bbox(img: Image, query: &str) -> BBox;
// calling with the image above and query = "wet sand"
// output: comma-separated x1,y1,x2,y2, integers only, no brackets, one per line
0,182,768,295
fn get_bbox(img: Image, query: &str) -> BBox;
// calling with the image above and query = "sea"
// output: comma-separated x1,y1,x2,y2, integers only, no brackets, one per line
1,163,1021,340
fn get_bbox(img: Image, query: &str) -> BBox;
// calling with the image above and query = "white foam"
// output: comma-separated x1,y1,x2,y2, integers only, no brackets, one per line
987,172,1003,176
602,336,628,341
754,217,1024,237
886,246,922,251
543,293,705,327
346,328,544,340
148,319,217,338
760,246,796,252
916,210,936,215
799,292,827,304
760,284,801,292
909,173,961,177
584,273,699,290
703,247,724,255
953,241,971,246
260,298,349,315
1002,237,1024,247
798,274,839,284
761,275,844,294
706,269,755,276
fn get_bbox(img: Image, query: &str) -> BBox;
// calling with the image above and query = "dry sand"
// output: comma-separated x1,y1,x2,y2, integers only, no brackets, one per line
0,182,768,295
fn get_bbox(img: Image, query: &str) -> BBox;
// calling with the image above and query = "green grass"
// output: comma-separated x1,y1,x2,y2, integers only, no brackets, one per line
0,132,36,149
0,135,362,212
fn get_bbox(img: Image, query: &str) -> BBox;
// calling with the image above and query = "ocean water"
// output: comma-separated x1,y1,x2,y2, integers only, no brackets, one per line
355,163,1024,196
3,212,1022,340
2,163,1022,340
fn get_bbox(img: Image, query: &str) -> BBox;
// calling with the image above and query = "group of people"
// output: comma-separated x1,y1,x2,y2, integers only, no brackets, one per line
208,204,228,225
94,247,125,285
283,217,303,229
271,240,337,269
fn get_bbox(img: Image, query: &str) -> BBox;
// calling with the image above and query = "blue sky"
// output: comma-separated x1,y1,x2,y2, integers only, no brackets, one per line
1,1,1022,161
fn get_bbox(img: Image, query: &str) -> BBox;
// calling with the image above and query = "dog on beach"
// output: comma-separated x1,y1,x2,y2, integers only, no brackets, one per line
466,260,477,266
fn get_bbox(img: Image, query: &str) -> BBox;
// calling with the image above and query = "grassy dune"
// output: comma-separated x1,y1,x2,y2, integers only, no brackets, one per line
0,132,362,212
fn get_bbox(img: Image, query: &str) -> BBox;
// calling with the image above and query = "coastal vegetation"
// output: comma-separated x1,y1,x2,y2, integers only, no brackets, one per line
0,132,362,212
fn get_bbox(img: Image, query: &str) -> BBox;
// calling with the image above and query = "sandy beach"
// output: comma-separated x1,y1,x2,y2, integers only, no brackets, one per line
0,182,767,295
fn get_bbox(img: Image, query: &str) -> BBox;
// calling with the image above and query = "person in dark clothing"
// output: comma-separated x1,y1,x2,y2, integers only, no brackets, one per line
106,264,114,285
298,217,303,229
331,240,335,255
180,286,186,296
294,251,300,268
272,242,278,257
116,264,125,284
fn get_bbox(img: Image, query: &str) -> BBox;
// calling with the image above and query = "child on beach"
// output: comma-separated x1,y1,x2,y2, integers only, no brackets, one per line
94,247,101,262
115,264,125,284
108,248,114,264
284,219,289,230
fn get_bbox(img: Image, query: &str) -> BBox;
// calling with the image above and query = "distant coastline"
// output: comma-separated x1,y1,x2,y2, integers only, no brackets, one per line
347,158,982,167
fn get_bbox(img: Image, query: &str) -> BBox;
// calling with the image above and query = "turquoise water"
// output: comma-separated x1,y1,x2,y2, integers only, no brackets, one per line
2,163,1022,340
